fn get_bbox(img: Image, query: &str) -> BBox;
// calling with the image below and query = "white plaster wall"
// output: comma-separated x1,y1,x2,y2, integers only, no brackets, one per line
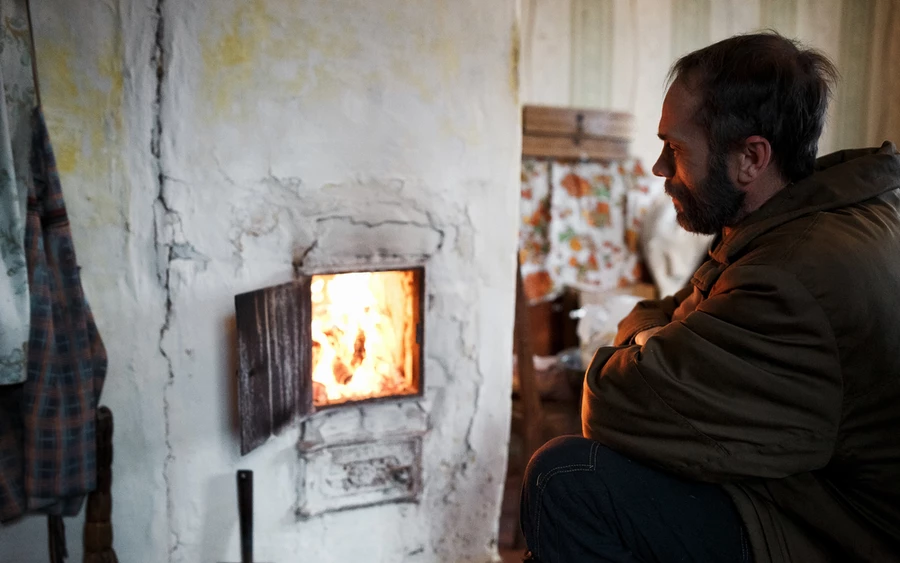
0,1,521,562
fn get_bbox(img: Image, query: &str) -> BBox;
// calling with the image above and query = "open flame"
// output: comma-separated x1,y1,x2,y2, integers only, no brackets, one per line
311,270,420,407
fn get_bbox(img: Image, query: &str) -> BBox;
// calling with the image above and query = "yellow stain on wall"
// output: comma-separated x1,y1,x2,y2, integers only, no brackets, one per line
41,42,123,173
195,1,498,147
200,0,269,114
199,0,362,118
40,44,81,174
37,22,125,228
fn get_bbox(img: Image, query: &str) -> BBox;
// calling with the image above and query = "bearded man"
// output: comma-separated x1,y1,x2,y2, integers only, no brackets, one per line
520,32,900,563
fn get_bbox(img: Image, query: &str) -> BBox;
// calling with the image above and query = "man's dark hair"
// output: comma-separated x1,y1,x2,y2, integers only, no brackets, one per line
669,32,839,182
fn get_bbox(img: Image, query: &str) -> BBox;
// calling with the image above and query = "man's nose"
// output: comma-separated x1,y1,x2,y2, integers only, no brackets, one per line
652,150,671,178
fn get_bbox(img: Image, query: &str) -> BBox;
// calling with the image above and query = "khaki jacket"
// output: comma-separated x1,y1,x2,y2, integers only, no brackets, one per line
583,142,900,562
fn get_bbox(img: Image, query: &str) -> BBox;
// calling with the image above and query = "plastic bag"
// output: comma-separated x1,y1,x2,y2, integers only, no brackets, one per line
575,294,643,368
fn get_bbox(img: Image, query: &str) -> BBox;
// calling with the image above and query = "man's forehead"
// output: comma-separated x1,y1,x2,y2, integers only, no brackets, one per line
658,79,703,138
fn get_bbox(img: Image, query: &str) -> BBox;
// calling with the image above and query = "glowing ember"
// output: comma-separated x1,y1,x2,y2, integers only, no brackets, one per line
311,270,420,407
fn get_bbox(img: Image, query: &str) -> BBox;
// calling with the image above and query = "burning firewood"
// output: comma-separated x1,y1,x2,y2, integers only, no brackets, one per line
351,328,366,369
333,358,353,385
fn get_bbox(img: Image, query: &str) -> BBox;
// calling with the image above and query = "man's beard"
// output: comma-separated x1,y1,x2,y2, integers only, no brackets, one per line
665,152,745,235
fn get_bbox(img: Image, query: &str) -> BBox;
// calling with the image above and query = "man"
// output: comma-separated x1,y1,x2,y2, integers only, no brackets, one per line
520,32,900,562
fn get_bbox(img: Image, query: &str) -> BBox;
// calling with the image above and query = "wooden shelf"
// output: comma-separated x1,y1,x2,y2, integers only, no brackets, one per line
523,105,633,161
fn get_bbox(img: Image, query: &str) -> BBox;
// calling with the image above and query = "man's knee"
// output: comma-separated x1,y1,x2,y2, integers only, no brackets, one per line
520,436,610,558
523,435,600,494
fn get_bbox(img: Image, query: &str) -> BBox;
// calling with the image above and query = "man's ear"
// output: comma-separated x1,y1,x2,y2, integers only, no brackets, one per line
736,135,773,184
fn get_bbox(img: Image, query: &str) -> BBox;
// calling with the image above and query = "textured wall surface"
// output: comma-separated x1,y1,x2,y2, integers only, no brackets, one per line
0,1,521,562
521,0,900,169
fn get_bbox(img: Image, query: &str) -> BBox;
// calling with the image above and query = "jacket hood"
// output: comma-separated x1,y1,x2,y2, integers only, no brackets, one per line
711,141,900,264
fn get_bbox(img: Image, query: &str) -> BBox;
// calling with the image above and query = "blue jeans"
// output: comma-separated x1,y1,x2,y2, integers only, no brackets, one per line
520,436,750,562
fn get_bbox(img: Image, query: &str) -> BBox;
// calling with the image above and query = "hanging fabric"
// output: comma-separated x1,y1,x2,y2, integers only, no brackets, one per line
0,108,109,523
519,157,663,303
0,0,39,385
546,159,659,293
0,0,108,528
519,159,555,302
24,0,40,109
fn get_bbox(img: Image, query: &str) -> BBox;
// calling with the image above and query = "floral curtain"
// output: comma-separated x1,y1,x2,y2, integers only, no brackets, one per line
519,158,663,303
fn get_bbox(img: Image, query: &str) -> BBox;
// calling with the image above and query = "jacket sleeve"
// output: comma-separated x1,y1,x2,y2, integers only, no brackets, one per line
614,283,694,345
583,264,842,482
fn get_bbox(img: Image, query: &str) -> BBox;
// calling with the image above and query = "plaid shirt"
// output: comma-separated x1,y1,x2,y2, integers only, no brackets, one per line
0,108,107,521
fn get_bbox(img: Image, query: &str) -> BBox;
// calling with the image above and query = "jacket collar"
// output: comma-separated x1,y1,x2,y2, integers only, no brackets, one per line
708,141,900,266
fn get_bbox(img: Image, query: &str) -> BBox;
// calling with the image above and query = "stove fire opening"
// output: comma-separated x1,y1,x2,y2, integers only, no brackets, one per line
310,268,423,407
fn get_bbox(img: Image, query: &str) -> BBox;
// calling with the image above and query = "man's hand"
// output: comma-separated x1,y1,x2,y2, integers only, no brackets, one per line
634,326,664,346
